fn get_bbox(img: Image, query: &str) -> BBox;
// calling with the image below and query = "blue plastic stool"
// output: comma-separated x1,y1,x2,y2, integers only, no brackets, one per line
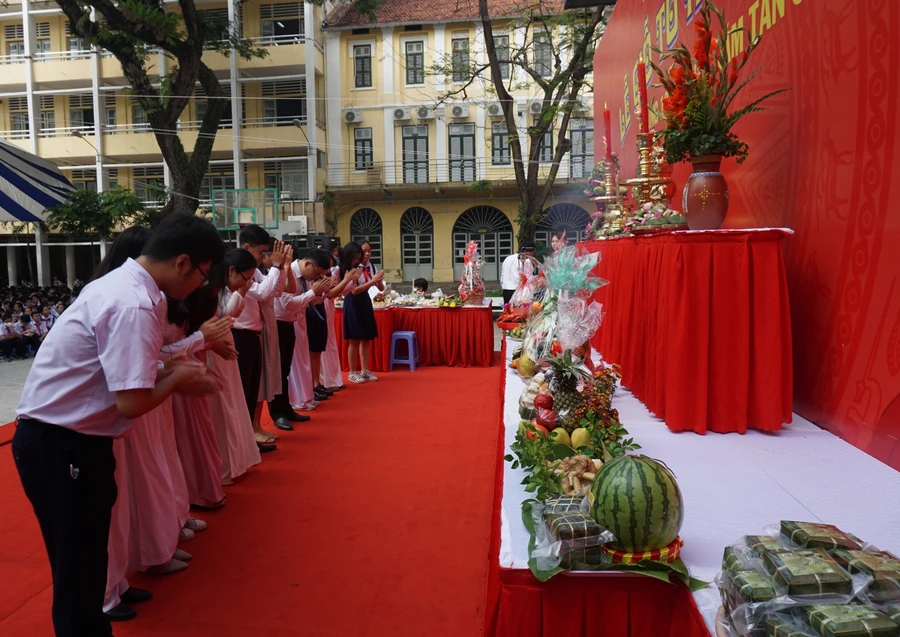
389,331,419,371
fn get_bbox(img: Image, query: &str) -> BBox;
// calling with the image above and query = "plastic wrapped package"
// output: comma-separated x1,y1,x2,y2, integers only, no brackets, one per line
517,309,560,379
557,295,603,352
457,241,486,305
763,614,820,637
804,603,899,637
527,498,616,572
833,549,900,603
764,549,854,598
780,521,864,551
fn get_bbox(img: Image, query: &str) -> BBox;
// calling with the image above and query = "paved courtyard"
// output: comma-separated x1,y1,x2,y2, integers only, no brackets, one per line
0,358,32,425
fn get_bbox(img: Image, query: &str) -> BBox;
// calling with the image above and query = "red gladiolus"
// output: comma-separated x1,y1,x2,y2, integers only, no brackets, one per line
670,65,685,86
693,39,708,66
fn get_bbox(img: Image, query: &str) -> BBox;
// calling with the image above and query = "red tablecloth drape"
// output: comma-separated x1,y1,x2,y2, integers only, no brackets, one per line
580,230,793,434
393,307,494,367
333,306,493,371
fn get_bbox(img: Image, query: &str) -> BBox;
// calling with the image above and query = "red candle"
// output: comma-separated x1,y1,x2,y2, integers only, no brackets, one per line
637,56,649,134
603,102,613,162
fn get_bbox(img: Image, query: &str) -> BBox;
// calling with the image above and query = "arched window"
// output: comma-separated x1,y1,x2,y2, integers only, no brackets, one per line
350,208,383,265
400,207,434,281
535,203,592,248
451,206,514,282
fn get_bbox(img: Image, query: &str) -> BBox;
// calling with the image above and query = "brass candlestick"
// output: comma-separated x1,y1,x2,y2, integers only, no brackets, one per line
619,132,674,209
588,158,626,238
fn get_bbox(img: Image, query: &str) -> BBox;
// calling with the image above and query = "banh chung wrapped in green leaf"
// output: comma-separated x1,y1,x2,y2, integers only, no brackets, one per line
804,603,900,637
781,521,863,551
545,511,602,541
765,617,818,637
832,550,900,603
765,549,853,598
747,534,792,558
542,496,586,515
728,569,777,604
561,546,606,569
724,546,745,572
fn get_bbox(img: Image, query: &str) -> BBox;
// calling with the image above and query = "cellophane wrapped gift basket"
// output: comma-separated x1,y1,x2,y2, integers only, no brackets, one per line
457,241,486,306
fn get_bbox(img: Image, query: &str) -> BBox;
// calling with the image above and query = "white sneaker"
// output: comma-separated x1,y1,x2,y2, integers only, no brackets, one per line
348,373,366,384
296,401,318,411
361,371,379,382
184,517,207,532
147,558,189,575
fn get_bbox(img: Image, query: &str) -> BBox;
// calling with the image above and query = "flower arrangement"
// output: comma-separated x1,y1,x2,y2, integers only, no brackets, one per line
649,0,788,165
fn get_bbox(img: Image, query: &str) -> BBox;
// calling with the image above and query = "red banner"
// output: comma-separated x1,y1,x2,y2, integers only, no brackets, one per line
593,0,900,469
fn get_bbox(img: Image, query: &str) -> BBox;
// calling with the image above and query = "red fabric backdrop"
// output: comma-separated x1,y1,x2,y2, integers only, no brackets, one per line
594,0,900,467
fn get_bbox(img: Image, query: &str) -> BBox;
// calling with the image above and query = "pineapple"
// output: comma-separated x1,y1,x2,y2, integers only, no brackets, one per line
546,350,592,434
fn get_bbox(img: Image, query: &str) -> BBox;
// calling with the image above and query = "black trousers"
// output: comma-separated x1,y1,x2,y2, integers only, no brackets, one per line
502,289,515,305
232,329,262,420
1,336,25,358
12,419,116,637
268,320,296,420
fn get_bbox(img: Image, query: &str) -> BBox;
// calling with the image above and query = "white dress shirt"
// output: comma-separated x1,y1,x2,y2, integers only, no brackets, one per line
233,266,286,332
274,260,317,322
17,258,164,437
501,254,522,290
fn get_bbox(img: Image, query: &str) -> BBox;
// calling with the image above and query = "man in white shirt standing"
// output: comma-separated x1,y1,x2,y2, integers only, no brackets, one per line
13,214,226,637
500,241,537,305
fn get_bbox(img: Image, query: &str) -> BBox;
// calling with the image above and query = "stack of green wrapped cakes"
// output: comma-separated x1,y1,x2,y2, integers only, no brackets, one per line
718,521,900,637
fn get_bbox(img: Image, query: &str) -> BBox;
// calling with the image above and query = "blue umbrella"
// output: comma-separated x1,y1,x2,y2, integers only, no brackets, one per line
0,140,75,223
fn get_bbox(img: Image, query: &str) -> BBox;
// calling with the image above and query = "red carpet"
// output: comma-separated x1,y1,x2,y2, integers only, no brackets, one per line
0,364,501,636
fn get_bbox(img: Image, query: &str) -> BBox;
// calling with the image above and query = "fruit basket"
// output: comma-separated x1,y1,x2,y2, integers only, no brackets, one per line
438,295,463,308
497,320,523,331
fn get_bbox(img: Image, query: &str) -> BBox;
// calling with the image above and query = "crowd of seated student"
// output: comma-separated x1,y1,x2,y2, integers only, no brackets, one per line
0,283,74,360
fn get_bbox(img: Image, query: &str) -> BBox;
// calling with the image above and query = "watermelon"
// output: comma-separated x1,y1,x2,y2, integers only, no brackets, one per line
589,455,684,551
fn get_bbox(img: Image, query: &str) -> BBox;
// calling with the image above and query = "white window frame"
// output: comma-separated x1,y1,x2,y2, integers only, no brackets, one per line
349,39,376,91
400,34,428,88
450,32,470,84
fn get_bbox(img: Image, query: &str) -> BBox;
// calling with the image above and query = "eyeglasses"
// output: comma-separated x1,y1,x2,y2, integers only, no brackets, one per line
238,271,252,282
191,260,210,287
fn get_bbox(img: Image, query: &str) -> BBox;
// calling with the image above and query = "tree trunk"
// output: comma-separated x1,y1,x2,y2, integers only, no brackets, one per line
518,199,544,244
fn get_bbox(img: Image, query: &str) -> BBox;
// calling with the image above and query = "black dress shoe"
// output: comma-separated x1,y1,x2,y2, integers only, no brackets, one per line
256,442,277,453
313,390,329,402
120,587,153,604
274,417,294,431
315,385,335,397
285,411,311,423
105,602,137,622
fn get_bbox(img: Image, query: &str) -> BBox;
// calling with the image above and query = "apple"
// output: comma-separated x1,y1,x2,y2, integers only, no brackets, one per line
535,410,557,428
526,424,549,440
533,394,553,410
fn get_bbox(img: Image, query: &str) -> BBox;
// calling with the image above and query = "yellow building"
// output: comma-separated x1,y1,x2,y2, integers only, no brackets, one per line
0,0,327,285
0,0,595,285
324,0,596,282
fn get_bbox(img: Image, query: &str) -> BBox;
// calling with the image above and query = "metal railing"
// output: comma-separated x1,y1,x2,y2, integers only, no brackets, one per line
0,129,30,140
0,53,26,65
325,159,576,188
248,33,307,47
35,50,92,61
243,114,307,128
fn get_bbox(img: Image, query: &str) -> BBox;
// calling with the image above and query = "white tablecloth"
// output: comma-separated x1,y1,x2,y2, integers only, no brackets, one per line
497,338,900,635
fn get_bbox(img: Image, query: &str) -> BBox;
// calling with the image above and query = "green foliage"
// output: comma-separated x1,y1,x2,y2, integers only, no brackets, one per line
505,425,563,502
48,188,147,238
467,179,494,195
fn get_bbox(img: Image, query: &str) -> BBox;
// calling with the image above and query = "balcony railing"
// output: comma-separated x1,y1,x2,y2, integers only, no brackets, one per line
248,34,307,47
325,159,574,189
243,114,307,128
0,53,26,65
0,128,30,140
35,50,92,61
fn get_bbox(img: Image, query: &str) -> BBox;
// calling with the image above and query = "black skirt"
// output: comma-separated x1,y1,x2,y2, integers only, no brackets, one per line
342,291,378,340
306,303,328,353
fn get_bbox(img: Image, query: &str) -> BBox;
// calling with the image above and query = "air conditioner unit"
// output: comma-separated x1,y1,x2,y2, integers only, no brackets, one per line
343,108,362,124
529,100,544,115
416,105,435,120
287,214,309,235
394,107,411,121
487,102,503,117
450,104,469,118
565,98,589,113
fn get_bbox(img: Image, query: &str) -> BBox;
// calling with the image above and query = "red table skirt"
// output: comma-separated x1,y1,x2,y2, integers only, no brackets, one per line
334,306,494,371
489,569,710,637
580,230,793,434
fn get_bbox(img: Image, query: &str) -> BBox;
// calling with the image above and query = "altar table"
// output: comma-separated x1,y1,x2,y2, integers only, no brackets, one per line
333,305,494,371
579,229,793,434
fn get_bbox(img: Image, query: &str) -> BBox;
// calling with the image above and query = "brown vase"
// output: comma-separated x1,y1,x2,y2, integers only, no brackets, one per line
682,155,729,230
